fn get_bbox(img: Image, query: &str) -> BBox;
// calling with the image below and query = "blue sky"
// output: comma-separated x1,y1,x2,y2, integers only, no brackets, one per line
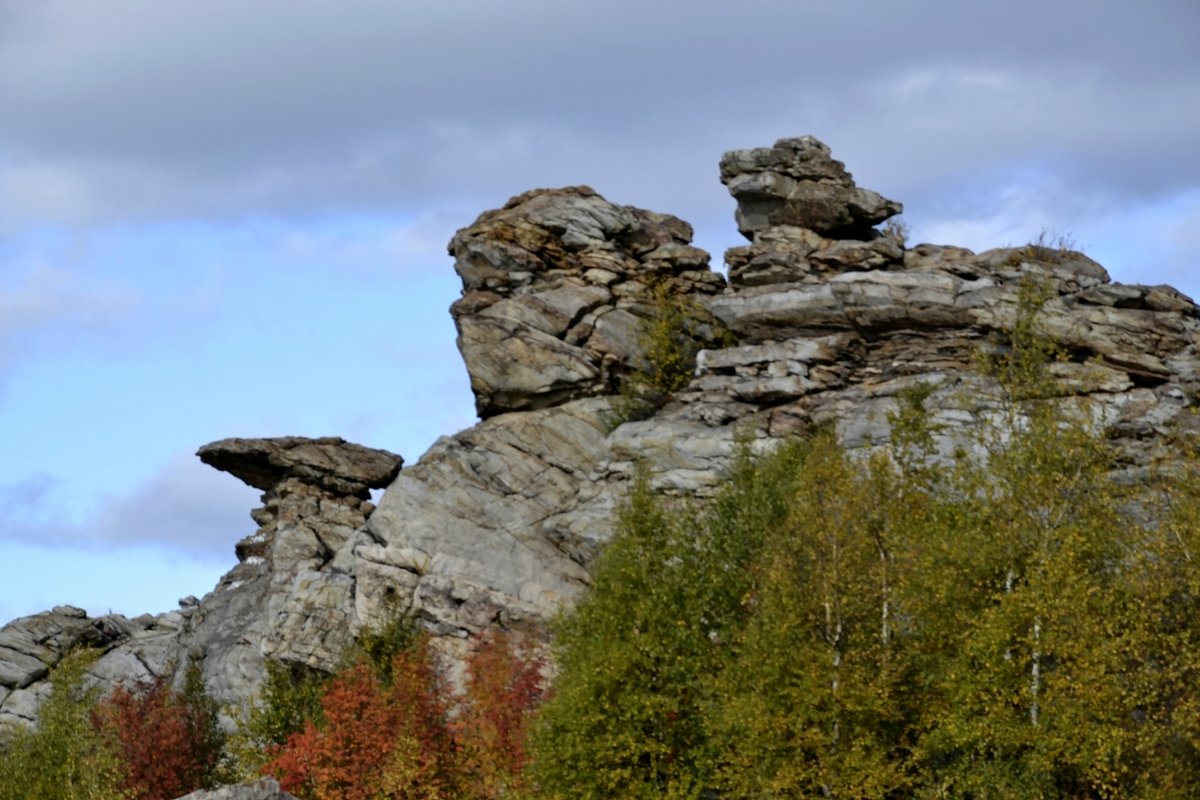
1,0,1198,624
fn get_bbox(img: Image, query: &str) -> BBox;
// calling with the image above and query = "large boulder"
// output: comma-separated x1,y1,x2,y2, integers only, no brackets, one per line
720,136,902,240
448,186,726,417
198,436,402,496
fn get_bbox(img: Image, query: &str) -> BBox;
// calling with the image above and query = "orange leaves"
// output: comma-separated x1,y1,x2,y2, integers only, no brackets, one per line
262,631,545,800
92,669,223,800
453,632,547,799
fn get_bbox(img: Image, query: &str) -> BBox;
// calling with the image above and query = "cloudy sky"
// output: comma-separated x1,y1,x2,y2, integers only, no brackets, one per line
2,0,1198,624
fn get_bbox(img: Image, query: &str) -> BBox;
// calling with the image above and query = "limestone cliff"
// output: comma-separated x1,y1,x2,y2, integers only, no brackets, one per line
3,136,1198,728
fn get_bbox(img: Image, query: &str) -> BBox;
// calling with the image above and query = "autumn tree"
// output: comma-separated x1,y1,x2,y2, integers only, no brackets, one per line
264,638,456,800
452,631,547,799
93,662,226,800
260,628,546,800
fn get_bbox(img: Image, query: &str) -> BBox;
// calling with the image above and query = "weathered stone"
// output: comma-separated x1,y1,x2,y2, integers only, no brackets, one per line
175,778,298,800
0,608,131,691
177,443,398,706
720,137,901,240
197,436,402,497
449,187,726,417
360,398,613,637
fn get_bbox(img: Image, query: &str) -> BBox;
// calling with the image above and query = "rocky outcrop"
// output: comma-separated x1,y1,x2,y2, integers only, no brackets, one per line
0,604,180,729
720,136,902,240
0,437,403,726
181,437,401,706
362,136,1200,658
449,186,726,418
4,137,1198,748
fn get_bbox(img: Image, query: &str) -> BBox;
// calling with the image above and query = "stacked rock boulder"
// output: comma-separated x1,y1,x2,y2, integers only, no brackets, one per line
449,185,726,417
184,436,402,705
697,137,1199,466
3,138,1199,763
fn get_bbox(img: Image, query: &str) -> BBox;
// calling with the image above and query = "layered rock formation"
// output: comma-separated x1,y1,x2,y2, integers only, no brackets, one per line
184,437,402,704
0,437,402,721
3,137,1198,751
449,185,725,417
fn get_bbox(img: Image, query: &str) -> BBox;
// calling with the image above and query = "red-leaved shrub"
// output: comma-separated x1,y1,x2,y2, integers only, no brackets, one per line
93,668,223,800
262,631,545,800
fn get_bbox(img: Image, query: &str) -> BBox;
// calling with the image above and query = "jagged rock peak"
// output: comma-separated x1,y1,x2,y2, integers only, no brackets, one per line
448,186,726,418
197,436,402,497
720,136,902,240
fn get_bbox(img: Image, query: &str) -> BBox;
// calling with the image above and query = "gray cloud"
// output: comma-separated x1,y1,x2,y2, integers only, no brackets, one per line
0,0,1195,227
90,455,260,559
0,453,260,562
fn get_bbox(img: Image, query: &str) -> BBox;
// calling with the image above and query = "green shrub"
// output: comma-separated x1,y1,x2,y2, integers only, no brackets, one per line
0,650,130,800
611,282,734,426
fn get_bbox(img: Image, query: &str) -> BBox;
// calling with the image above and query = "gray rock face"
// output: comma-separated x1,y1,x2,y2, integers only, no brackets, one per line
0,606,179,729
175,779,297,800
7,137,1200,741
448,185,726,418
720,136,902,240
179,439,402,707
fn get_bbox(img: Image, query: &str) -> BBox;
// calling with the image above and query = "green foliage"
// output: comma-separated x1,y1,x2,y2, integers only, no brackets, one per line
352,606,422,683
227,659,333,778
527,285,1200,797
527,440,794,799
611,282,734,426
179,660,229,788
712,437,921,798
0,650,131,800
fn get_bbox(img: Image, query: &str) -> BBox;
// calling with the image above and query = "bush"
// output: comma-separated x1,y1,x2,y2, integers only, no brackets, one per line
93,662,227,800
261,631,546,800
611,281,733,426
0,650,130,800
